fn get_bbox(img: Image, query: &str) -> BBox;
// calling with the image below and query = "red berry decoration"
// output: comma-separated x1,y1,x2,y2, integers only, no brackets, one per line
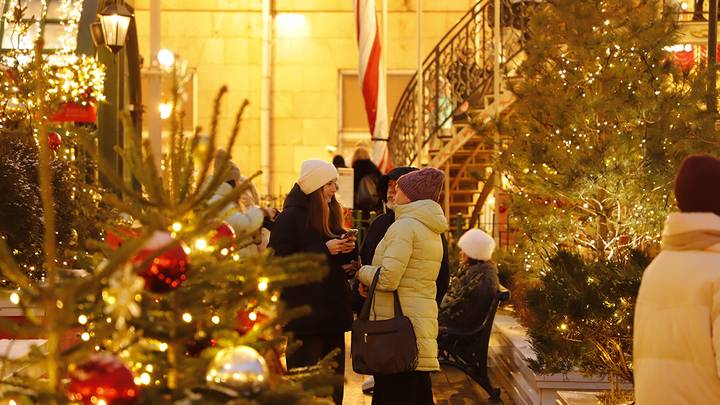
48,131,62,151
66,354,138,405
235,309,269,336
133,231,189,293
210,221,236,248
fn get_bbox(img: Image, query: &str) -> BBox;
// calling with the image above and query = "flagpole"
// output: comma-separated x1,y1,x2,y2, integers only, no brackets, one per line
383,0,388,98
415,0,424,166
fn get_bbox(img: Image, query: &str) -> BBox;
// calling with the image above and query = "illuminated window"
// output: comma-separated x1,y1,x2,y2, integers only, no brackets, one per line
0,0,83,52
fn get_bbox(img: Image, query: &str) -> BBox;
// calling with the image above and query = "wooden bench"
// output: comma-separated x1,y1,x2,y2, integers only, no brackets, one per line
438,286,511,402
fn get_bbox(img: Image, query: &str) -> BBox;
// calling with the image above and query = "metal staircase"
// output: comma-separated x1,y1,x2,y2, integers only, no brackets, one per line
387,0,534,222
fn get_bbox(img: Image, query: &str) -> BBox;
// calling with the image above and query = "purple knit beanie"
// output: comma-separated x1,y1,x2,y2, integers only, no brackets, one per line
397,167,445,202
674,155,720,216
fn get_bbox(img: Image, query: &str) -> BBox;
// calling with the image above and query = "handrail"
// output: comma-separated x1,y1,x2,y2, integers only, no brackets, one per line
388,0,536,166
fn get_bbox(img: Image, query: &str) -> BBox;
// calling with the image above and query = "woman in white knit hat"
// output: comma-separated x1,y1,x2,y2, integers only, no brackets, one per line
439,228,499,330
268,159,357,405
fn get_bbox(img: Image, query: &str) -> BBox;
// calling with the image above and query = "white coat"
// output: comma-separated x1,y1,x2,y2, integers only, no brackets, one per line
358,199,449,371
634,212,720,404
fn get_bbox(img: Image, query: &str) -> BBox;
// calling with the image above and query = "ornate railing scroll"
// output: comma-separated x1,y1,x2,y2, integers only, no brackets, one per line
388,0,538,166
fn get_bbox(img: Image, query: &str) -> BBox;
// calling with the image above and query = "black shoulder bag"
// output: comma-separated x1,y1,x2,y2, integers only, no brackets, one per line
351,268,418,375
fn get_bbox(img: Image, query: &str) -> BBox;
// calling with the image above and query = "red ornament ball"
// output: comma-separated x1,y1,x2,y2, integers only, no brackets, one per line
235,309,269,336
210,221,237,248
48,131,62,151
66,354,138,405
133,231,189,293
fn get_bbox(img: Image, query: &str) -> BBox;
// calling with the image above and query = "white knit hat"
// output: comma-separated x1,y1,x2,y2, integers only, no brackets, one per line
457,228,496,261
297,159,338,195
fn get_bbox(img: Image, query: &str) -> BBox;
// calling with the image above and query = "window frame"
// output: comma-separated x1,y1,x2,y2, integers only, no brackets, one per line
0,0,74,53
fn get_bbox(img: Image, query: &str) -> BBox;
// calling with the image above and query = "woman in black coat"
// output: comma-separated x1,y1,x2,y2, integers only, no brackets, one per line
269,159,357,405
351,148,383,214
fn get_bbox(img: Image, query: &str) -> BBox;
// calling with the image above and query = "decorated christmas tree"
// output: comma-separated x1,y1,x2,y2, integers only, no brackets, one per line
498,0,720,389
0,5,337,403
0,0,108,279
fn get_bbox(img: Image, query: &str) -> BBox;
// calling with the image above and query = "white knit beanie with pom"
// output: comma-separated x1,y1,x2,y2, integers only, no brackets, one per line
297,159,338,195
457,228,496,261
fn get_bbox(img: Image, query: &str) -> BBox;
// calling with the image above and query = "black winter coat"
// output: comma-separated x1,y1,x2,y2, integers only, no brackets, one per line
352,159,383,213
352,209,450,312
439,260,499,330
269,184,355,336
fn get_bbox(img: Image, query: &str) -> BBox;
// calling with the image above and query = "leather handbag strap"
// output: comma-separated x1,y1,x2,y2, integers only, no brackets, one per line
357,268,382,321
357,268,406,320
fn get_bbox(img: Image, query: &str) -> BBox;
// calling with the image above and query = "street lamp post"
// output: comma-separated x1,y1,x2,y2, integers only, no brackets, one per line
98,1,133,54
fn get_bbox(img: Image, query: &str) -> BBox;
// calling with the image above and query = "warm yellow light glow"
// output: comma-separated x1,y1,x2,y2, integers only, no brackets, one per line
159,342,168,352
220,248,229,256
211,315,221,324
258,278,269,292
182,313,193,323
560,323,568,331
171,222,182,232
98,400,107,405
159,102,173,120
157,49,175,67
81,332,91,341
9,293,19,305
146,364,153,372
195,238,208,250
140,372,152,385
276,13,310,37
78,315,88,325
248,311,258,321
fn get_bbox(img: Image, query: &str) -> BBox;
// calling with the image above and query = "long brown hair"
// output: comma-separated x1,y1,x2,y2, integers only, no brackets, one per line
307,188,346,238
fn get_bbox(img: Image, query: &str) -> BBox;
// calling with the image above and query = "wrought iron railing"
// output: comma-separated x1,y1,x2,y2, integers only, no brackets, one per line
388,0,538,166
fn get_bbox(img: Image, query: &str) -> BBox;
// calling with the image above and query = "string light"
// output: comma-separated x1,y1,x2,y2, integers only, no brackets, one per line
195,239,208,251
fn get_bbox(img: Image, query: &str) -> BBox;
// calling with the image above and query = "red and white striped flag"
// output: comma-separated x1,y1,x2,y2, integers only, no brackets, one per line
354,0,392,173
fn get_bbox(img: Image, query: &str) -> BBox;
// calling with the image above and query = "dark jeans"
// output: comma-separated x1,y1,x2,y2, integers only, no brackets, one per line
372,371,434,405
286,333,345,405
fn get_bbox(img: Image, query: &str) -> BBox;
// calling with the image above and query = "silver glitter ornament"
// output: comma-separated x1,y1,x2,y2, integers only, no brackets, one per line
206,345,269,393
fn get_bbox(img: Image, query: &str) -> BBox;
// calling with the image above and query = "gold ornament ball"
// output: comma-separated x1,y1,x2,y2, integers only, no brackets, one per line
206,345,269,393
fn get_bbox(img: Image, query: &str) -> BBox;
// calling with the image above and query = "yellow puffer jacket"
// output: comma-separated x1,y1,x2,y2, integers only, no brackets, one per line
357,199,449,371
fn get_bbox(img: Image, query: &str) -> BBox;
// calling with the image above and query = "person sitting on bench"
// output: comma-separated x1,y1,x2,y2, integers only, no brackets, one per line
439,228,499,330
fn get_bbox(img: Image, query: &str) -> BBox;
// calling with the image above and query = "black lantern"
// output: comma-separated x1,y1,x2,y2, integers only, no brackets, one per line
98,1,133,53
90,21,105,47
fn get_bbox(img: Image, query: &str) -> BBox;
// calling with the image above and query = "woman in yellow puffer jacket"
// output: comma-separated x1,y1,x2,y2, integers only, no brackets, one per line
356,167,449,405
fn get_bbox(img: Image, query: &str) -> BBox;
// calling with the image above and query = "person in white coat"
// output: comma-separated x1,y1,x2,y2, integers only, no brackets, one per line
634,154,720,404
209,150,266,254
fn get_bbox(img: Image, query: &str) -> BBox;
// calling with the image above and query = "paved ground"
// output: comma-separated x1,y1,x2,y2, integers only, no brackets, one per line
342,333,513,405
